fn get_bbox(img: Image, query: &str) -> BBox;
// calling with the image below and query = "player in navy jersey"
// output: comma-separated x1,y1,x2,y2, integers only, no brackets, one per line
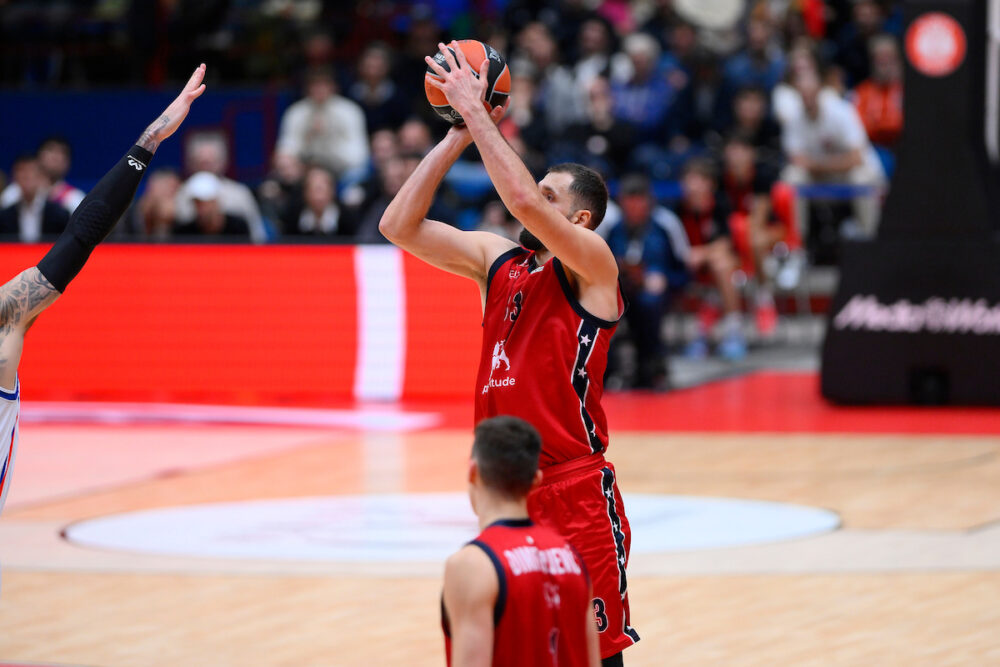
381,43,636,664
0,66,206,514
442,416,599,667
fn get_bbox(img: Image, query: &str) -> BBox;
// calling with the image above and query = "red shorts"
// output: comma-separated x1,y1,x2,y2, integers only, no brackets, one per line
527,455,639,658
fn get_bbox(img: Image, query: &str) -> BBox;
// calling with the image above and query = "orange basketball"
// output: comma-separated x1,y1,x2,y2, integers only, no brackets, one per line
425,40,511,125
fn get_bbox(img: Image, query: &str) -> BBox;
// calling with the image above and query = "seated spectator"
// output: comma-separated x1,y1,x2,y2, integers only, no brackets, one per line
476,200,520,242
834,0,888,87
513,22,589,138
0,136,85,213
610,33,678,144
0,155,69,242
282,166,353,238
729,86,782,164
572,17,615,90
550,76,634,178
257,152,305,233
604,174,691,389
398,118,434,157
348,43,410,132
174,172,251,238
852,34,903,149
720,133,801,335
276,66,370,178
674,158,746,360
779,71,887,239
354,153,454,242
716,17,786,129
132,168,182,240
175,134,268,243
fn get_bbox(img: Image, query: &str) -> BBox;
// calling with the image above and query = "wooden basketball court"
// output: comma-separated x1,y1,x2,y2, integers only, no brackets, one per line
1,372,998,665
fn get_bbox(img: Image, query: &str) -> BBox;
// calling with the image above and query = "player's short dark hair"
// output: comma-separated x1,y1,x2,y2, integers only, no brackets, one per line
472,416,542,498
547,162,609,229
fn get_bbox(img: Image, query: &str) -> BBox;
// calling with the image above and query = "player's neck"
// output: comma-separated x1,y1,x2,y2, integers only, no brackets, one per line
476,494,530,530
533,248,553,265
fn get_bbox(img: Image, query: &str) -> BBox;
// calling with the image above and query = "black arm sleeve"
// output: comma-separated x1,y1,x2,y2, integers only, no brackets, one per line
36,144,154,292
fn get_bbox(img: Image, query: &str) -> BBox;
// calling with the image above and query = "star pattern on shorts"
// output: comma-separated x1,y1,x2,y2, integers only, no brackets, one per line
576,366,587,378
579,334,591,346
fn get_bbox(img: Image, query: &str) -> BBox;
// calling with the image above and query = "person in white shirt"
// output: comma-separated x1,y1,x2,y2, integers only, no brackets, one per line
0,137,85,214
174,134,268,243
0,156,69,242
276,67,370,179
779,71,886,238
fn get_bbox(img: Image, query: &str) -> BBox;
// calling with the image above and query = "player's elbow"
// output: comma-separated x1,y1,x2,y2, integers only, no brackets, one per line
378,213,400,242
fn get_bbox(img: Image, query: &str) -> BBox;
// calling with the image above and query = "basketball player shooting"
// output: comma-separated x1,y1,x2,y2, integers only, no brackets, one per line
0,65,207,513
442,416,599,667
381,42,637,664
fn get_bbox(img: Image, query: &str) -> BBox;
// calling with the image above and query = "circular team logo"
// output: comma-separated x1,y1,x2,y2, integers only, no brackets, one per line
906,12,967,77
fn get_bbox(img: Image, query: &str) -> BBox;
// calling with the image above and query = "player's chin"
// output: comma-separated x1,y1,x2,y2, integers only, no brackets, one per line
519,227,546,252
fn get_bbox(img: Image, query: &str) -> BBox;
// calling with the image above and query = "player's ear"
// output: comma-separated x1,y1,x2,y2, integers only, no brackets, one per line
571,209,592,229
531,469,543,490
468,458,478,485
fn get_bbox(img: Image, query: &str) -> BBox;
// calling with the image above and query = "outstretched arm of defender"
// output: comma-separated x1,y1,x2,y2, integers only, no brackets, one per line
426,43,618,287
378,107,516,288
0,64,207,389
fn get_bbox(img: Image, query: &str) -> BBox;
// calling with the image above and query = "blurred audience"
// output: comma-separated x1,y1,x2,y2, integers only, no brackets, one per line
675,158,746,360
282,166,353,238
175,134,268,243
174,172,251,238
276,66,370,179
348,43,411,133
604,174,690,389
1,137,85,213
852,34,903,150
131,168,183,240
779,71,886,239
0,155,69,242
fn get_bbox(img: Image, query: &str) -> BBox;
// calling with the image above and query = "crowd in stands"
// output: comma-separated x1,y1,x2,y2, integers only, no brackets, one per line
1,0,907,387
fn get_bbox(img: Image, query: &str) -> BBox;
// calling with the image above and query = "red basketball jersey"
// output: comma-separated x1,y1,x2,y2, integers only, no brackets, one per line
475,249,621,468
443,519,592,667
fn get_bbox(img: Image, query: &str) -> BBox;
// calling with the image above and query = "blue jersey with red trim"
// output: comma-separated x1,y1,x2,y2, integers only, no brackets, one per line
475,248,621,468
442,519,591,667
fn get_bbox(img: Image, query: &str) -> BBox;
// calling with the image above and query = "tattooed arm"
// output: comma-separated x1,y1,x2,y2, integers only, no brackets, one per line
0,269,60,388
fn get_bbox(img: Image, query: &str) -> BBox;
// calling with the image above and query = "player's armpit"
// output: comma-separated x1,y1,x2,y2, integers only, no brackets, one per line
390,220,517,285
443,545,498,667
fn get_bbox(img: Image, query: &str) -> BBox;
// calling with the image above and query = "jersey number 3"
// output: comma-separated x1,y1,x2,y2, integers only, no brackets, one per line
506,291,523,322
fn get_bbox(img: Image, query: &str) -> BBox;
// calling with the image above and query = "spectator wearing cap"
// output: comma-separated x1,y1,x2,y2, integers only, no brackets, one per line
174,134,268,243
603,174,691,389
276,66,370,178
0,155,69,242
174,172,251,238
675,157,747,360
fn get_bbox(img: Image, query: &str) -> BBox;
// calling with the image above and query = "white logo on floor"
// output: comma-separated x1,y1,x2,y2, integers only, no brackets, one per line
65,494,840,562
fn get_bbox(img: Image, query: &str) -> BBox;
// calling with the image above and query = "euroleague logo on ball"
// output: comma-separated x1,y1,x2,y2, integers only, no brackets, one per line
905,12,966,77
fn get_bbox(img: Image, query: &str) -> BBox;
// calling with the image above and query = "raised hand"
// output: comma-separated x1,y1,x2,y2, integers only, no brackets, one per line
425,42,491,122
137,64,208,152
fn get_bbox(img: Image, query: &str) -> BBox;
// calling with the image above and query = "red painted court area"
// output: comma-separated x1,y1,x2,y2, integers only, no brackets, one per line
601,372,999,435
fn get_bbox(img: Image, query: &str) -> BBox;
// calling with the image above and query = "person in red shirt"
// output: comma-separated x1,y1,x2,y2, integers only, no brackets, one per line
442,416,600,667
381,43,637,664
852,34,903,149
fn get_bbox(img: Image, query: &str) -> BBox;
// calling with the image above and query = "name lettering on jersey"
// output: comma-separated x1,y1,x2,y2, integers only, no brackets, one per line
503,545,582,577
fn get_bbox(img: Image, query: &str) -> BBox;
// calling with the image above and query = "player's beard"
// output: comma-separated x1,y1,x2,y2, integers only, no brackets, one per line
519,227,546,251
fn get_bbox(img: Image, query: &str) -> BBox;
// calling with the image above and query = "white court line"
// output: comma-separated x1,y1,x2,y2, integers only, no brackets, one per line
19,401,439,431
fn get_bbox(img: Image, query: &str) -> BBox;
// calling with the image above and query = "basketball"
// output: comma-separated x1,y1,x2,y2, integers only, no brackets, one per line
424,40,511,125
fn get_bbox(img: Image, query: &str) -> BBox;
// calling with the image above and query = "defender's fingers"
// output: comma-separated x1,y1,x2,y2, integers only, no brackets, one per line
425,55,448,78
184,64,206,92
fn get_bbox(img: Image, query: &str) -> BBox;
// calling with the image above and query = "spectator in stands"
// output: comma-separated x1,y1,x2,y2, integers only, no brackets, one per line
550,76,634,177
132,168,182,240
720,133,798,336
1,137,85,213
348,43,410,133
779,70,886,239
729,86,782,163
834,0,888,87
282,166,353,238
572,17,615,90
175,134,268,243
675,157,746,360
355,153,454,242
716,17,786,129
604,174,691,389
0,155,69,242
852,34,903,150
513,22,589,138
257,152,305,234
611,33,678,145
276,66,370,178
398,118,434,157
174,172,251,238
